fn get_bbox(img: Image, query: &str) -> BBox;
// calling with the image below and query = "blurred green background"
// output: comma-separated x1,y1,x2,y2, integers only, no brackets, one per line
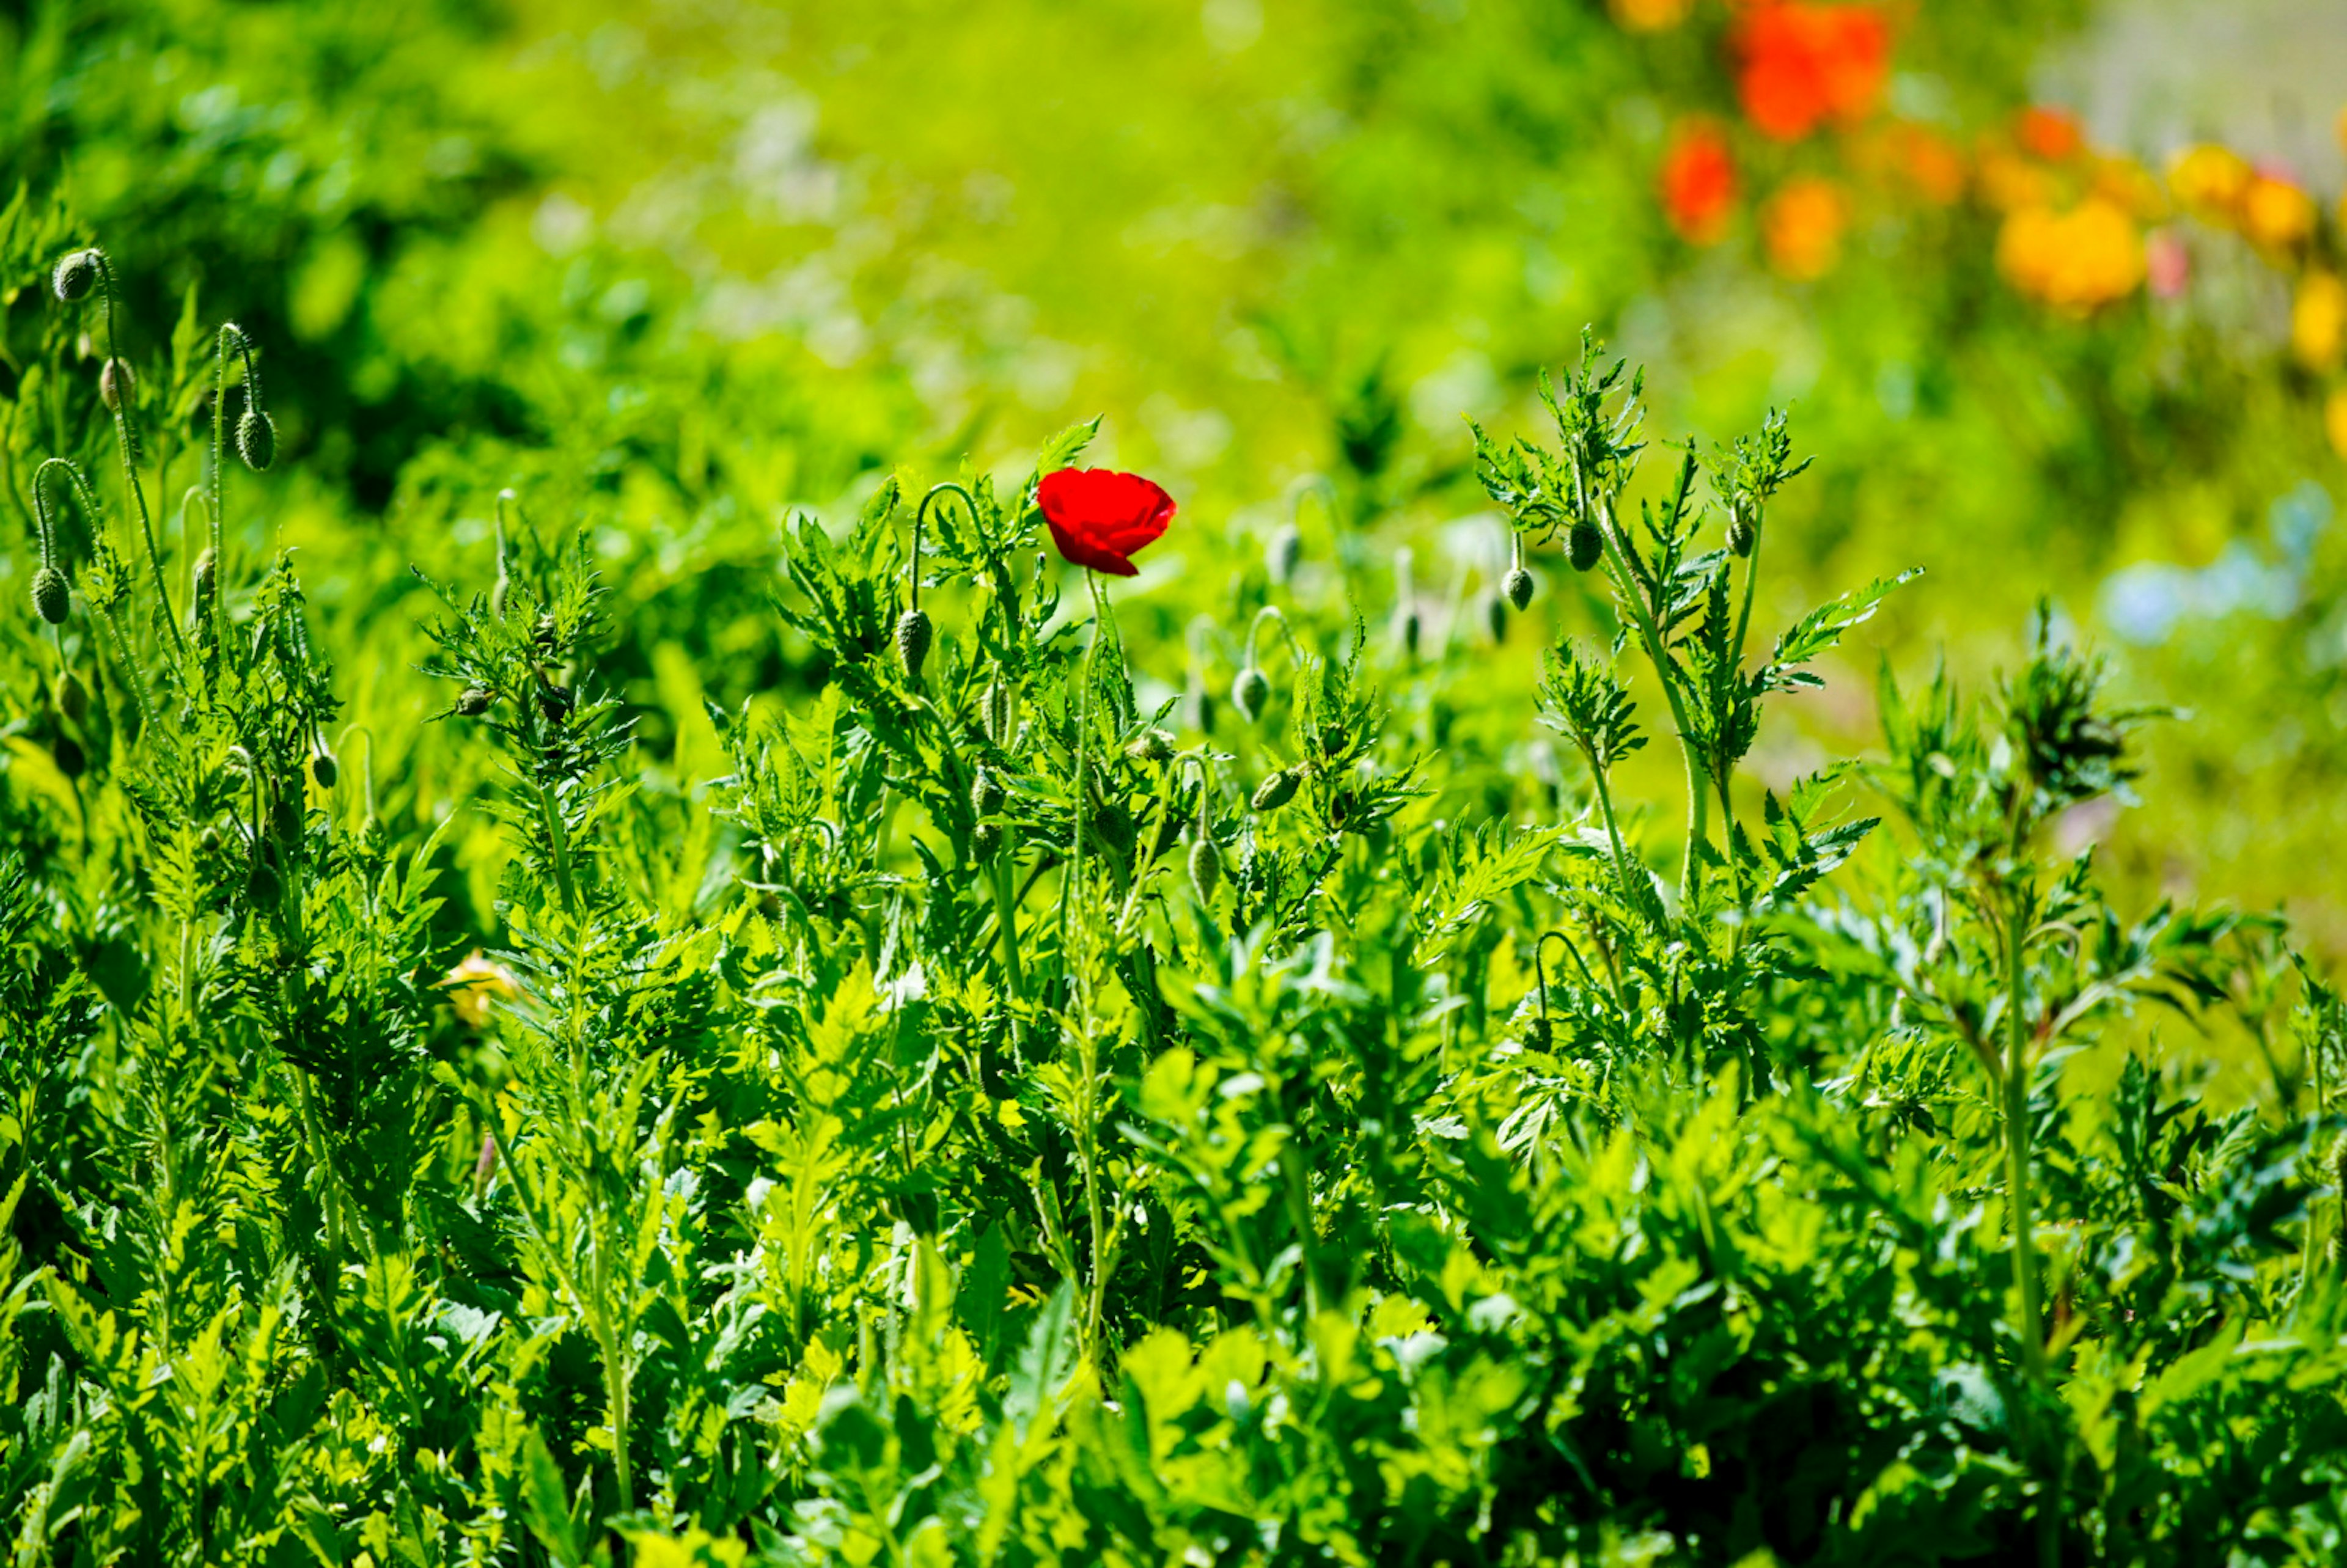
5,0,2344,958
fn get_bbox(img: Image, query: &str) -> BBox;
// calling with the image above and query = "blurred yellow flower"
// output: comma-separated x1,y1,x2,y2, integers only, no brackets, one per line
2329,387,2347,460
1761,176,1850,279
2240,175,2315,254
1997,197,2143,312
1975,148,2051,213
444,949,520,1027
2167,143,2251,221
1609,0,1695,29
2295,274,2347,369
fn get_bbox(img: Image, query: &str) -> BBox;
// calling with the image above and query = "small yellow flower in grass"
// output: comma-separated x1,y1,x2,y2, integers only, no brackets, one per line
1997,196,2144,312
2327,387,2347,461
444,949,519,1027
2293,274,2347,370
2239,174,2315,255
2167,143,2250,222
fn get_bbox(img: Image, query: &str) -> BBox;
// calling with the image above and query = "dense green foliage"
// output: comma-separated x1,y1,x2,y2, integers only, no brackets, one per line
5,2,2347,1564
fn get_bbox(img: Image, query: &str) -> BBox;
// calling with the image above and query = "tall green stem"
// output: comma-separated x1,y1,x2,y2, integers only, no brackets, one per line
91,254,188,671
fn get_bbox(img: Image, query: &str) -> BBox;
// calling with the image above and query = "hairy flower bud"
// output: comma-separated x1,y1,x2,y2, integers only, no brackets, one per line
1485,592,1508,643
1250,768,1299,812
193,549,218,601
1568,519,1604,573
248,855,282,909
310,749,339,789
985,679,1013,744
972,821,1002,860
1524,1016,1553,1051
1125,727,1175,764
1188,832,1222,901
1233,665,1271,722
1399,609,1422,658
1726,507,1757,558
896,607,933,680
52,249,99,304
99,357,134,413
454,685,495,717
54,669,88,722
237,408,276,472
1504,566,1535,611
971,766,1005,818
53,735,86,779
1268,524,1302,587
32,566,69,625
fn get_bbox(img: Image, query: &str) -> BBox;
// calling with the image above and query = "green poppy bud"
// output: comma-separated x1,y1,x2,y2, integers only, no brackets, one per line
248,855,282,908
1524,1016,1552,1051
99,357,133,413
971,766,1005,818
200,824,222,855
53,735,85,779
1568,519,1604,573
1125,727,1175,764
454,685,495,717
1250,768,1299,812
193,549,217,601
273,791,304,845
310,749,338,789
1399,609,1421,658
896,607,933,680
1504,566,1534,611
1268,524,1302,586
54,669,88,723
52,249,99,304
1484,593,1508,643
1726,507,1757,559
538,683,573,721
1188,833,1222,901
972,821,1002,860
985,679,1012,744
1233,665,1271,722
237,408,276,472
32,566,69,625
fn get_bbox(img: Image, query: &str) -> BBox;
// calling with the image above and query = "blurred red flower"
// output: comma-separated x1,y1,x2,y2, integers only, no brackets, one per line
2016,106,2084,162
1661,122,1738,243
1734,4,1889,141
1038,467,1175,577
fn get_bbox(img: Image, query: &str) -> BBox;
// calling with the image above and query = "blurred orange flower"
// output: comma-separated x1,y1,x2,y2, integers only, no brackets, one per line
1761,177,1850,278
2293,273,2347,370
2167,144,2252,221
1661,122,1739,243
2328,387,2347,460
2016,106,2084,162
1609,0,1697,29
1734,4,1890,142
2240,175,2316,254
1893,123,1966,205
1997,197,2144,312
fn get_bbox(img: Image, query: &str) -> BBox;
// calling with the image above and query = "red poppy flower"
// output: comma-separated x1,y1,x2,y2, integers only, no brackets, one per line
1660,122,1738,244
1038,467,1175,577
1734,4,1889,142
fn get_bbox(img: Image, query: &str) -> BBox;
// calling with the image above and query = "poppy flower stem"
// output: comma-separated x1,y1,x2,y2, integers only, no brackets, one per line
913,480,977,612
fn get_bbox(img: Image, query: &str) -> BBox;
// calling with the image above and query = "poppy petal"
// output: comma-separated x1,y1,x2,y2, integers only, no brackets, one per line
1039,467,1176,574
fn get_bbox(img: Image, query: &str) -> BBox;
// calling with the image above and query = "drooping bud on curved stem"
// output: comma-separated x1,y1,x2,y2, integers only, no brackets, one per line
57,247,186,670
1504,531,1535,611
1233,604,1293,722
